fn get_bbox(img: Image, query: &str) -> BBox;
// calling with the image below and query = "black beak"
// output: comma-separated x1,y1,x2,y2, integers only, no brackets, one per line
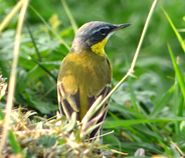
113,23,131,31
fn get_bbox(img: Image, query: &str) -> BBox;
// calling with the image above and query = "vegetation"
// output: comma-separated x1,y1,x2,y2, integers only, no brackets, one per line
0,0,184,157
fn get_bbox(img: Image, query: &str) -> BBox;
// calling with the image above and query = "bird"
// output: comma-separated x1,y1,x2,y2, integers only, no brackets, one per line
57,21,130,139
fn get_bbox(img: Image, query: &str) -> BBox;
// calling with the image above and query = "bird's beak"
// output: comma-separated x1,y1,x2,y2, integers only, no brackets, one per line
113,23,131,32
106,23,131,40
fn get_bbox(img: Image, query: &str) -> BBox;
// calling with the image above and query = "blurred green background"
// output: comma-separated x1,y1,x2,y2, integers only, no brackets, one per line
0,0,185,156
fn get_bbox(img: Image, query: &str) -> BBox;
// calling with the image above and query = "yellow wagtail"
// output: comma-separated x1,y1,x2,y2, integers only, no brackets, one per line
57,21,130,139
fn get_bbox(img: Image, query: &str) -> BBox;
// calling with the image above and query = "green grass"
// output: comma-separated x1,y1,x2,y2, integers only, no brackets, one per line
0,0,185,157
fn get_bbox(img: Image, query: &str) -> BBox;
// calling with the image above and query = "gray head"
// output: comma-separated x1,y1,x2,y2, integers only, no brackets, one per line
71,21,130,52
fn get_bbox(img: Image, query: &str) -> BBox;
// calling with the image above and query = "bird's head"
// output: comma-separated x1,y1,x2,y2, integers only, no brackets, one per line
71,21,130,55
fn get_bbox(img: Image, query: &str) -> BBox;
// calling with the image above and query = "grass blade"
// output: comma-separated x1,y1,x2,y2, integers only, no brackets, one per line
160,4,185,52
149,84,174,118
167,43,185,99
29,5,70,51
25,22,42,62
0,108,4,120
178,92,184,117
103,117,185,128
30,58,57,81
8,130,22,154
61,0,78,33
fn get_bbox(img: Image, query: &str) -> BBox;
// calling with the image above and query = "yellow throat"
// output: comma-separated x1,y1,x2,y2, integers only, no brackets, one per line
91,37,108,56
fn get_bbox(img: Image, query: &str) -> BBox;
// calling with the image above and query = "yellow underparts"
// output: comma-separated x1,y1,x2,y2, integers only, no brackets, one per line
91,37,108,56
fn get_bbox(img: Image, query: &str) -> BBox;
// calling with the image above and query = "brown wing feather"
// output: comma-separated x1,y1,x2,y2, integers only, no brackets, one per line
57,81,80,120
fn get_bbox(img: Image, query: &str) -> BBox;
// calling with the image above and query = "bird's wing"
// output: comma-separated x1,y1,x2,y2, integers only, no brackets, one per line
57,80,80,120
57,80,110,120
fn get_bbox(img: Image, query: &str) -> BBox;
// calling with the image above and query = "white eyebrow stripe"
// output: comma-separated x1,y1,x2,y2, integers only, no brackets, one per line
91,26,110,34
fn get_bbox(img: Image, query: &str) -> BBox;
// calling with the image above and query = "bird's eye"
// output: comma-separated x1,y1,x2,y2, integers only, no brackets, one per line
99,29,107,35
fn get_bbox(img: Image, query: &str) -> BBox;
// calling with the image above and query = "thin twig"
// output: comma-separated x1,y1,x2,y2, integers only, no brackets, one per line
170,141,185,156
0,0,24,32
95,0,159,112
0,0,29,154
